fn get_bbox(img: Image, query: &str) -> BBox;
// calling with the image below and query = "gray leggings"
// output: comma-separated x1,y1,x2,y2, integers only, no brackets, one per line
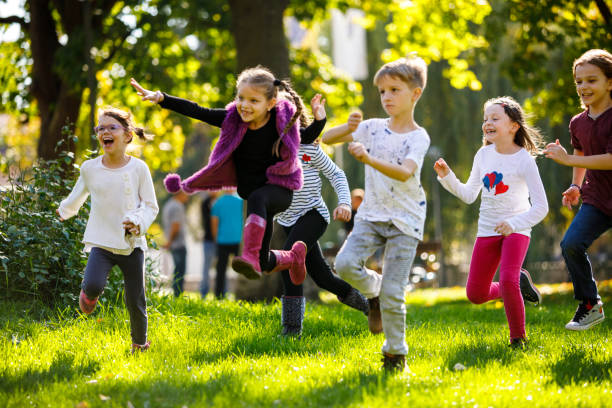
82,247,147,344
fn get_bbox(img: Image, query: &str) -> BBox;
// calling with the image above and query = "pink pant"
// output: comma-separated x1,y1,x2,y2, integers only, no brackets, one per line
466,234,530,339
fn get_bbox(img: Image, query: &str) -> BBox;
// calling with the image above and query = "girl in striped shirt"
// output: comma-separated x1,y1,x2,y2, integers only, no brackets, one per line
271,97,369,336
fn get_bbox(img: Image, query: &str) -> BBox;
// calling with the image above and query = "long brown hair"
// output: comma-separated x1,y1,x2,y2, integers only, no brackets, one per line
98,106,153,143
236,66,308,156
482,96,543,156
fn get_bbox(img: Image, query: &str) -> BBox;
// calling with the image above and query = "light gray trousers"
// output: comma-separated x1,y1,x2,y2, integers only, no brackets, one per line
335,220,418,355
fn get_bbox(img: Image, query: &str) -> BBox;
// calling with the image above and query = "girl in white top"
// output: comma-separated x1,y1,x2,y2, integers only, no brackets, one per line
57,107,158,353
434,96,548,349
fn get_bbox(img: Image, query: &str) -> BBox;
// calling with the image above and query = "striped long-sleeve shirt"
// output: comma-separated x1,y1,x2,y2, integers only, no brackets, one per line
275,143,351,227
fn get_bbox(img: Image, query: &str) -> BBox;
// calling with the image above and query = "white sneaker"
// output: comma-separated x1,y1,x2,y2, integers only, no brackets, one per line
565,301,605,331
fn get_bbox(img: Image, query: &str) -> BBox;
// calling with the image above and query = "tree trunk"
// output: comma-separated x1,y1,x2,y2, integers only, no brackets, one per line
28,0,83,160
228,0,290,79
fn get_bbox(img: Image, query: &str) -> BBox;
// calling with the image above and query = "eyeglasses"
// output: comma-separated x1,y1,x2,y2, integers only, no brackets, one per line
94,124,125,134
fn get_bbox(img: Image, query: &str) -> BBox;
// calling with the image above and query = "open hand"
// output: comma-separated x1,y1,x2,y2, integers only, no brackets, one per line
347,112,362,132
348,142,369,164
494,221,513,236
433,158,450,178
130,78,164,104
311,94,327,121
333,204,352,222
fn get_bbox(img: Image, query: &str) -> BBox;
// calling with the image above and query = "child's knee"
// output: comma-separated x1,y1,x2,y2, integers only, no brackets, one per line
82,282,104,298
466,287,487,304
334,252,352,277
379,289,405,312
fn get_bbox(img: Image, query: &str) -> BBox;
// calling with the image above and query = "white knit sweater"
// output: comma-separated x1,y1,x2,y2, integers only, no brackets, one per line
58,156,159,254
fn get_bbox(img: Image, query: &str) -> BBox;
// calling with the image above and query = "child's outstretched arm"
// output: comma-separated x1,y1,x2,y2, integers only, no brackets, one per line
544,139,612,170
131,78,226,127
322,112,361,145
131,78,164,104
435,153,483,204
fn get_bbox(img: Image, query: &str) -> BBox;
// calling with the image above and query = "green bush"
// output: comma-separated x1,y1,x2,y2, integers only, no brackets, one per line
0,142,127,308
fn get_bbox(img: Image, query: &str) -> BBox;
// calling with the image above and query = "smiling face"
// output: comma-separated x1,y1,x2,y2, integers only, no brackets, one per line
235,83,276,127
96,115,130,155
482,104,519,145
376,75,420,117
574,62,612,110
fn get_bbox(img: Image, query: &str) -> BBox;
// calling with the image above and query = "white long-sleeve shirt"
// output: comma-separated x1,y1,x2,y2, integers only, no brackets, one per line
438,144,548,237
275,143,351,226
58,156,159,254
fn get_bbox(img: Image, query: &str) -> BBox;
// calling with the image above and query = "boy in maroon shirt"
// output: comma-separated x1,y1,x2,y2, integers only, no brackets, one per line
544,49,612,330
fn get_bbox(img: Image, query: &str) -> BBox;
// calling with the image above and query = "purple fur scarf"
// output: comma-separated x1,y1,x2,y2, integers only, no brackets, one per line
164,99,303,194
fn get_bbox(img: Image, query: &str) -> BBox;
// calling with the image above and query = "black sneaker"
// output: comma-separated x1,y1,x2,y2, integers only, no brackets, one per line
519,268,541,305
508,337,527,350
382,353,406,372
565,301,605,331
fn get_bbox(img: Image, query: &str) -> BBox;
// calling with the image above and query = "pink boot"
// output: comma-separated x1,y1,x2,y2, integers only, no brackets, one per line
232,214,266,280
270,241,307,285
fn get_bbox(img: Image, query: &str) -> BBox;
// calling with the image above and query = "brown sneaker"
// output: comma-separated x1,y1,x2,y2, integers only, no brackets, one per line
368,297,383,334
382,352,406,372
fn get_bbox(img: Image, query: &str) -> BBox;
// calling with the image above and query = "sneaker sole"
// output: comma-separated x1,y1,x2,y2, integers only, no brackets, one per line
565,315,605,331
520,269,542,305
231,258,262,280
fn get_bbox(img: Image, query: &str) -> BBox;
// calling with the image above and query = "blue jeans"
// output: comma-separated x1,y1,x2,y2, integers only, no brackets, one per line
171,247,187,297
560,204,612,302
201,240,216,297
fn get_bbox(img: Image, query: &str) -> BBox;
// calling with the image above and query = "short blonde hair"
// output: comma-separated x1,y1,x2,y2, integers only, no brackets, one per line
373,56,428,90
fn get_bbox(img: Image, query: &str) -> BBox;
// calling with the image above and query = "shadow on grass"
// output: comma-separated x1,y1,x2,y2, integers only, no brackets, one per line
0,353,99,394
59,370,386,407
549,347,612,386
444,342,513,370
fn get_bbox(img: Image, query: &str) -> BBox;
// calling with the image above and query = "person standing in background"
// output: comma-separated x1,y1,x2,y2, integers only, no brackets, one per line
211,190,244,298
162,190,190,297
201,191,220,298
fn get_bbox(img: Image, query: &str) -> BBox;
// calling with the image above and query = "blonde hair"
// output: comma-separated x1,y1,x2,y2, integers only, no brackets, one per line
98,106,153,143
483,96,543,155
236,66,308,156
373,55,428,90
573,49,612,100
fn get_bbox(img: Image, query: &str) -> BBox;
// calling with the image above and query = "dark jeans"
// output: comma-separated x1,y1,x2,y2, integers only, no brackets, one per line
280,209,352,298
170,247,187,297
216,243,239,297
246,184,293,271
560,204,612,302
82,247,147,344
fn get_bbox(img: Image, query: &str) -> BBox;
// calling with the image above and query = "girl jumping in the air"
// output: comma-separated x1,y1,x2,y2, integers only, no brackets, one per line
131,66,323,285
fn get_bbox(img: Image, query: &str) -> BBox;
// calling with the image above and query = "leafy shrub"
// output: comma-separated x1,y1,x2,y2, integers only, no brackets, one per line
0,139,159,308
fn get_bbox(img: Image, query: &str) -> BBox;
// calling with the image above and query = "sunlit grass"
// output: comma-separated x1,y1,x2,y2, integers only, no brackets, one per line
1,282,611,407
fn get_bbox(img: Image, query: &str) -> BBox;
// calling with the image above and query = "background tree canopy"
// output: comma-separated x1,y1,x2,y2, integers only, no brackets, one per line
1,0,610,280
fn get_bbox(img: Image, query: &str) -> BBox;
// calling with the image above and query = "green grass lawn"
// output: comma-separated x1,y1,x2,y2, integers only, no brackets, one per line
1,281,611,408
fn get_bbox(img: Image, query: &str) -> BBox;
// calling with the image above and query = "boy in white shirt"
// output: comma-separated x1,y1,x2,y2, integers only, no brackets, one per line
323,56,431,372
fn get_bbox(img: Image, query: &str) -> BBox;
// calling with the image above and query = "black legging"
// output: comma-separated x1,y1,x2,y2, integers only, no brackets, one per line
245,184,293,272
280,209,352,297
